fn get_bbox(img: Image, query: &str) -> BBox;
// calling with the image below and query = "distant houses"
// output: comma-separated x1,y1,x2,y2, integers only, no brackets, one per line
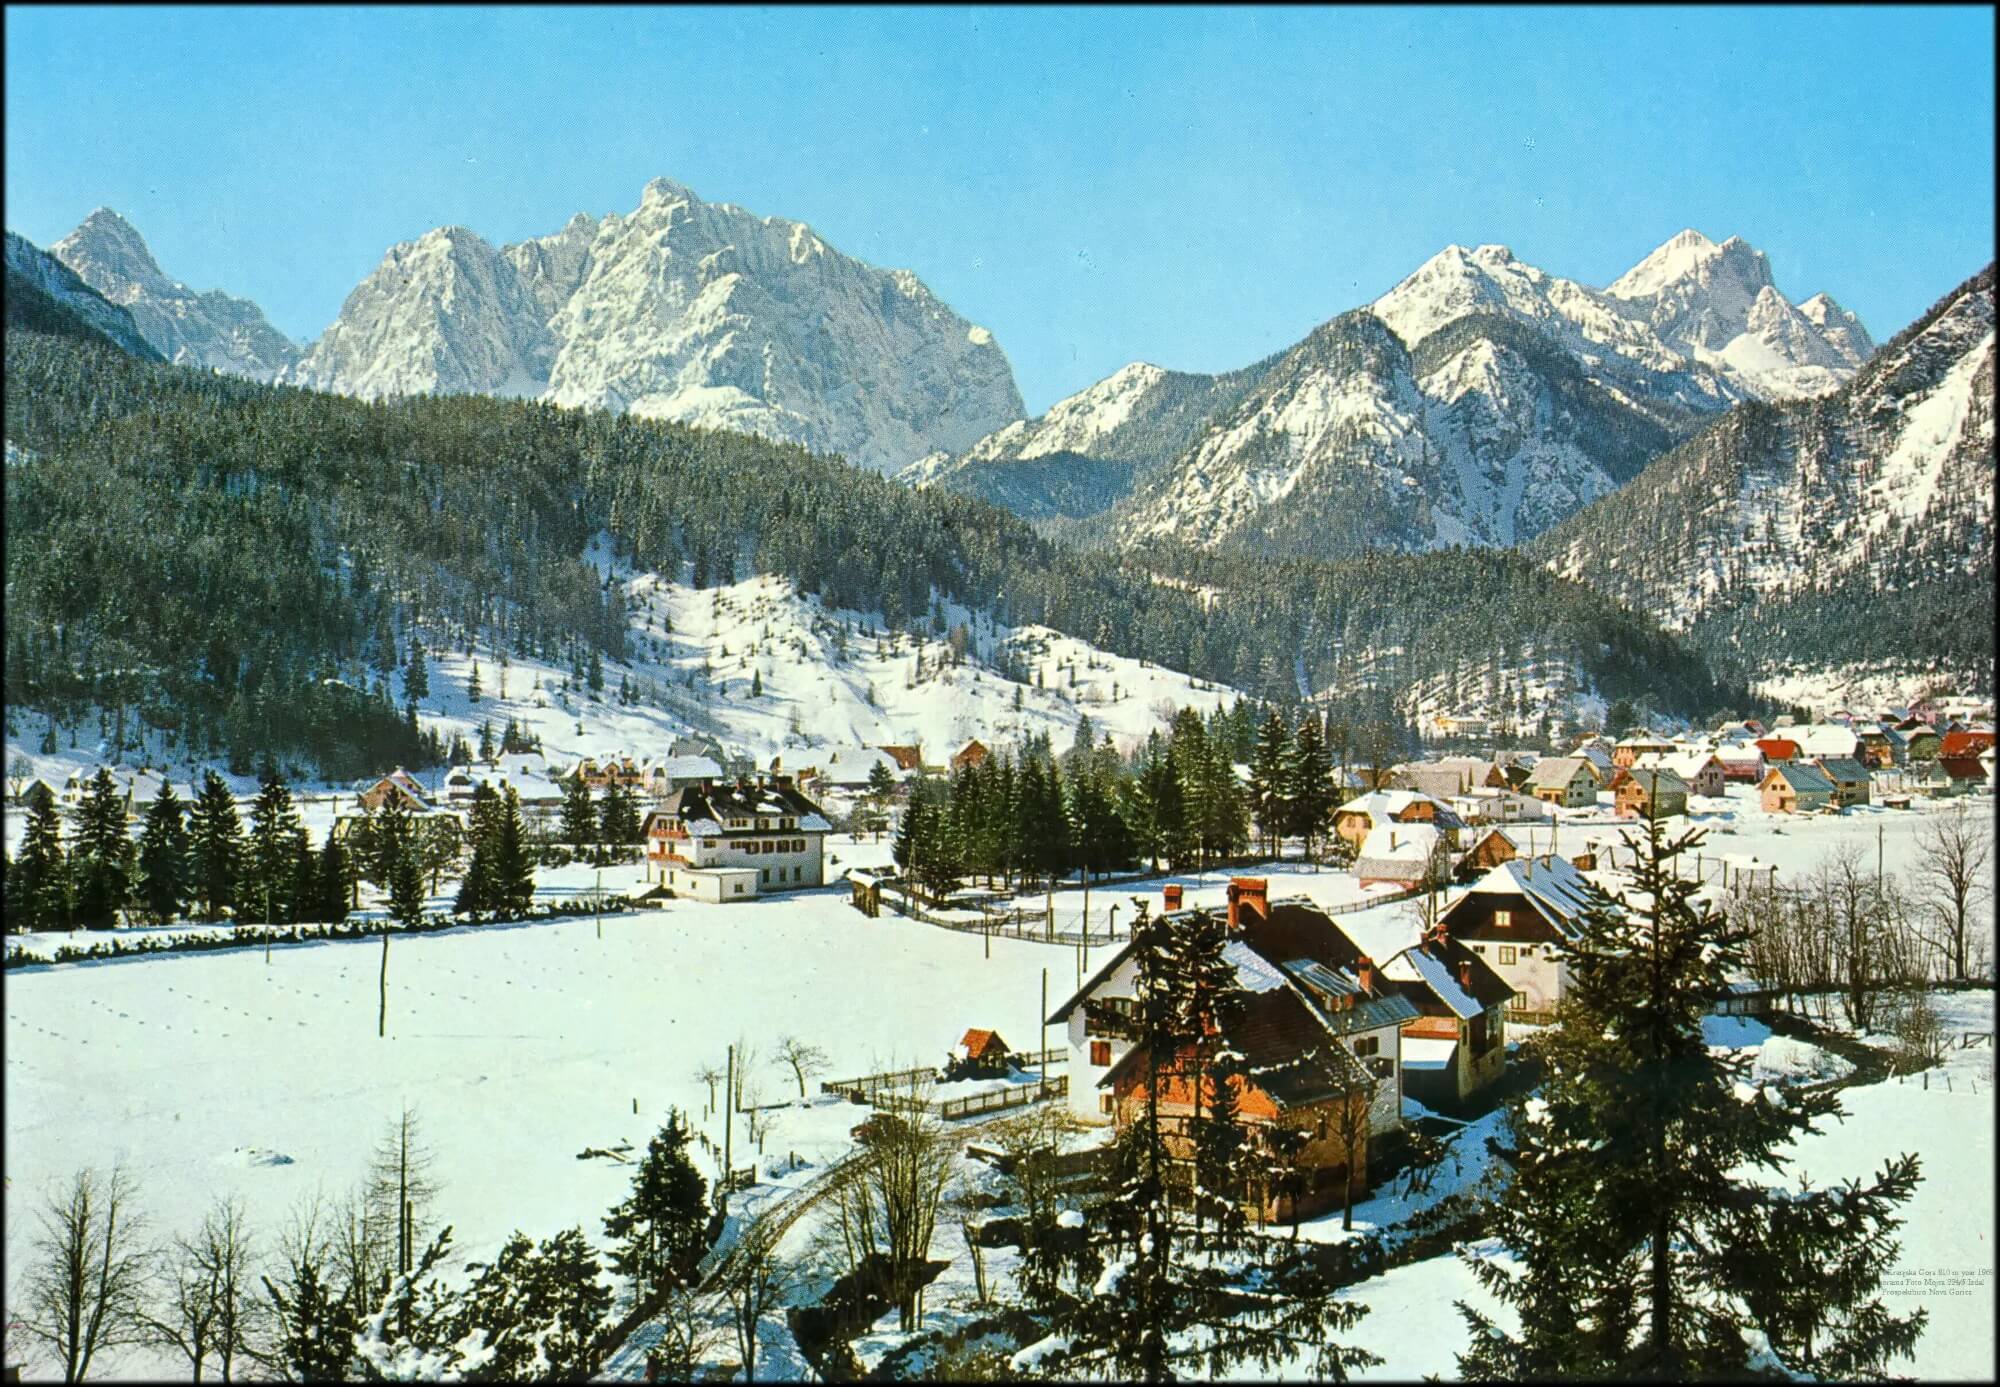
1760,761,1836,814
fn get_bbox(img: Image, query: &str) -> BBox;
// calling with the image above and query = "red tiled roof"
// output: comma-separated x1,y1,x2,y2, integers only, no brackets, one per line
959,1027,1007,1058
1941,730,1994,758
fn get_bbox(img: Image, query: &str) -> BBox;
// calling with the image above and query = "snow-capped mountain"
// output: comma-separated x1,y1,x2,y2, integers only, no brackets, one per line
5,229,161,361
48,209,298,380
1604,229,1869,400
899,358,1273,519
286,178,1025,474
286,225,556,400
1535,263,1994,687
924,230,1869,556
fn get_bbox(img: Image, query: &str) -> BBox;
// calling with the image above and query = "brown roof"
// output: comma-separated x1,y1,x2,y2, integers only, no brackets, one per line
1939,756,1987,781
878,745,923,771
959,1028,1008,1058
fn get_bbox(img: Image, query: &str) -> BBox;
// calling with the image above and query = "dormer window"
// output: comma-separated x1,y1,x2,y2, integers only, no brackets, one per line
1494,908,1512,928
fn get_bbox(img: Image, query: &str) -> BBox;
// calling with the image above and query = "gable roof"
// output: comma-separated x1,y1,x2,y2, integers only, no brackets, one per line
1526,756,1594,789
1334,789,1464,831
1812,756,1871,783
1444,855,1604,942
1766,762,1836,794
1939,756,1988,782
1613,765,1688,797
643,778,832,837
959,1028,1009,1058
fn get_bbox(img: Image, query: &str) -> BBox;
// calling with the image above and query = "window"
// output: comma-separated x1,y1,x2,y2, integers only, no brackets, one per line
1368,1056,1395,1079
1090,1040,1112,1066
1499,945,1517,965
1353,1036,1379,1057
760,868,769,884
733,883,744,894
794,866,802,882
746,841,760,854
1494,908,1512,928
1100,1093,1115,1115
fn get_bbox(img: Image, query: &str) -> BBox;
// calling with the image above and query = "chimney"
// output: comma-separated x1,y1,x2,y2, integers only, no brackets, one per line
1225,877,1269,932
1163,884,1184,913
1458,959,1473,991
1356,955,1374,993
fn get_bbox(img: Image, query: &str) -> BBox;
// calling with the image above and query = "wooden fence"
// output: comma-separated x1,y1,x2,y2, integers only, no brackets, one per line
871,1076,1069,1121
820,1050,1068,1104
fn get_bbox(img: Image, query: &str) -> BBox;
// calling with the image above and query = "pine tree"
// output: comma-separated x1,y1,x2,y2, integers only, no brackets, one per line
588,649,605,695
477,719,495,763
489,786,535,918
602,1110,710,1301
389,839,426,926
314,832,354,923
373,792,416,900
72,767,135,928
1168,908,1252,1248
11,781,70,931
247,775,306,924
892,793,926,877
1457,812,1926,1380
866,758,896,803
1248,711,1293,857
467,662,483,704
135,784,191,924
1286,711,1333,860
560,774,598,848
599,779,642,847
749,667,762,698
405,637,429,702
190,770,245,921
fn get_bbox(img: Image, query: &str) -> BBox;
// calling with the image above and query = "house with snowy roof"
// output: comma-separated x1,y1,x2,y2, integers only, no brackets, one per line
1436,855,1607,1023
1812,756,1872,808
640,775,830,902
1611,734,1673,768
1351,821,1452,888
1789,723,1861,761
1332,789,1464,853
1714,741,1766,783
1525,756,1598,809
1073,881,1422,1221
817,746,908,791
1632,750,1725,798
1447,786,1552,829
1760,761,1836,814
358,768,432,813
1610,765,1688,819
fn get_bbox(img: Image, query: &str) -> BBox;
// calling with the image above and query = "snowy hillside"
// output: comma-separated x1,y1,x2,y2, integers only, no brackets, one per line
4,229,162,361
1535,263,1995,689
285,177,1025,474
3,564,1240,795
49,209,300,380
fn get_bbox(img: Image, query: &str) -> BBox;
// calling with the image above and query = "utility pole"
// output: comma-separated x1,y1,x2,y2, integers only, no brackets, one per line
722,1044,734,1212
379,926,390,1038
595,866,603,941
265,886,272,965
1040,969,1048,1093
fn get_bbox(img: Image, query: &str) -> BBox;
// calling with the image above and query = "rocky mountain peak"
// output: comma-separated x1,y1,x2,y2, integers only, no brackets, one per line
54,207,168,288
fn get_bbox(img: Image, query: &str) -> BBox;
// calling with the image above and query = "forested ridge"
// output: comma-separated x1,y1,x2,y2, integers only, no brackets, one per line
3,329,1750,775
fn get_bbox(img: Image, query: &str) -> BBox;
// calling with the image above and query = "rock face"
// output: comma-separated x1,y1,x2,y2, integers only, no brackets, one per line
49,209,297,379
286,178,1025,474
1535,265,1994,683
929,230,1877,558
286,226,554,400
5,229,162,361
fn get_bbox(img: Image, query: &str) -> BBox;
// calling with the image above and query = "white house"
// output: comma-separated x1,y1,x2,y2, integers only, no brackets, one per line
641,775,831,900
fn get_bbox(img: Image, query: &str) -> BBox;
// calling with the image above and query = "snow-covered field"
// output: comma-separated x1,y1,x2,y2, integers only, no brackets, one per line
3,854,1071,1378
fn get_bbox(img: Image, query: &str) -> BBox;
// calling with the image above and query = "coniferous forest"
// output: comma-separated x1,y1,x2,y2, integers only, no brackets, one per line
4,328,1751,777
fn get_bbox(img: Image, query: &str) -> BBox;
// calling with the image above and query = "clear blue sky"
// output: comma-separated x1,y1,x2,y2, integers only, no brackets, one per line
6,5,1993,413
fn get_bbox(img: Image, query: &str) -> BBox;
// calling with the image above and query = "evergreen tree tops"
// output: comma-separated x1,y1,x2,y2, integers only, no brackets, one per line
1458,812,1926,1380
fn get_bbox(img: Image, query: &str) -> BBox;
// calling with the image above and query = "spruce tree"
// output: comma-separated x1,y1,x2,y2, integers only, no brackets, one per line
314,832,354,923
602,1110,711,1301
190,770,245,921
477,719,495,763
11,781,70,931
467,662,483,703
247,775,306,924
72,767,135,928
1169,908,1252,1248
389,840,426,926
599,779,642,847
1249,710,1293,857
1286,711,1333,860
560,774,598,848
135,784,191,924
749,666,761,698
405,637,429,702
373,792,416,898
892,794,926,877
866,758,896,803
490,786,535,918
588,649,605,695
1457,812,1926,1380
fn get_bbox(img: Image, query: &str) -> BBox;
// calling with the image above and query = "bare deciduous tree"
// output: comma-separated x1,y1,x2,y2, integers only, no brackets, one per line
648,1284,727,1382
852,1089,955,1330
1915,802,1993,982
18,1165,151,1383
692,1063,727,1115
141,1195,260,1383
773,1036,829,1100
366,1105,441,1285
724,1222,798,1384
